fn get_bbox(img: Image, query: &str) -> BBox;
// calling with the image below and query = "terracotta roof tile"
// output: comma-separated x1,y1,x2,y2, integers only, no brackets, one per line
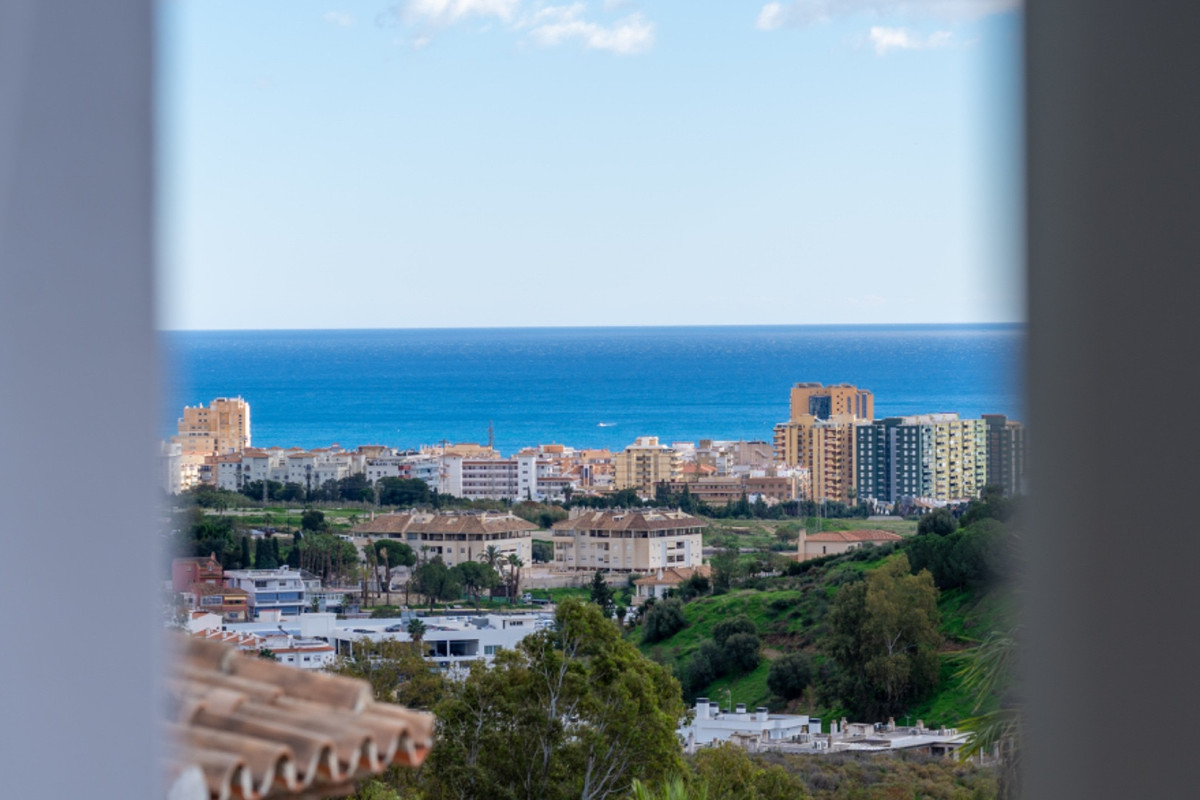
552,509,705,533
805,529,903,543
352,512,538,536
168,634,433,800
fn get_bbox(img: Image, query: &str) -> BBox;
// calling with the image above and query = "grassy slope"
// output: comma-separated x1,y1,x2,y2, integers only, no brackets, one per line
633,546,1006,728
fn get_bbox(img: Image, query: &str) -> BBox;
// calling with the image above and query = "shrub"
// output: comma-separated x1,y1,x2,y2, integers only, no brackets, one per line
767,652,814,700
712,615,757,649
643,597,687,644
722,632,762,674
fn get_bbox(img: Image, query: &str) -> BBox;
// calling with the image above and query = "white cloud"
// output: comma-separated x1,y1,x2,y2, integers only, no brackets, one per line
323,11,355,28
405,0,522,25
755,0,1019,31
526,6,654,55
868,25,953,54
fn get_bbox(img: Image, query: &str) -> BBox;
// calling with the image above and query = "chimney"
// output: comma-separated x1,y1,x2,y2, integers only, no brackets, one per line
756,706,768,723
695,698,709,720
735,703,746,715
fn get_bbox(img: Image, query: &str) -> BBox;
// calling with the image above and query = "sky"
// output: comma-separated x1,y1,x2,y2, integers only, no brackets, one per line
158,0,1023,330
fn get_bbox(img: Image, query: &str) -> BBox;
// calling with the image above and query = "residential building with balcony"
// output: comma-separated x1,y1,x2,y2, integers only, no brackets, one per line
351,511,538,567
613,436,681,494
551,508,705,573
855,414,987,504
172,396,251,456
223,567,308,618
774,414,858,503
983,414,1028,496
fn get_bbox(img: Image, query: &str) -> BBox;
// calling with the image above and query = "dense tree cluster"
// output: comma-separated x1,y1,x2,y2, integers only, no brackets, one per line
824,554,942,719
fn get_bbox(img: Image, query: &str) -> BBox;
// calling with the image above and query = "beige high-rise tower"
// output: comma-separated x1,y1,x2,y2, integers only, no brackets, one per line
773,383,873,504
173,396,251,455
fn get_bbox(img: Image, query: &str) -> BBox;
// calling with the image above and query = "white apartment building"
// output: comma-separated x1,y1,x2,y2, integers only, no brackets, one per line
443,454,549,502
551,508,705,573
223,567,308,618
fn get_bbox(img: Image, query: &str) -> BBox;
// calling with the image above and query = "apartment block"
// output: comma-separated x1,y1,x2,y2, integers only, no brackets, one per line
856,414,988,503
172,396,251,455
613,436,681,493
352,511,538,567
788,382,874,422
774,414,858,503
983,414,1028,496
550,508,705,573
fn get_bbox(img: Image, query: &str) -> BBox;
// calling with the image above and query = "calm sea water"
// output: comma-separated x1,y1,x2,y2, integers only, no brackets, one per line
162,325,1024,454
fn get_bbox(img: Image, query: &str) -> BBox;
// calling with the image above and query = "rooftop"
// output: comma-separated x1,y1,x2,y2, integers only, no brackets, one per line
169,634,433,800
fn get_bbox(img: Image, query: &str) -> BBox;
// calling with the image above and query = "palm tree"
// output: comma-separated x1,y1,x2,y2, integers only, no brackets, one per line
630,777,707,800
956,628,1020,799
480,545,503,605
407,617,427,652
505,554,524,604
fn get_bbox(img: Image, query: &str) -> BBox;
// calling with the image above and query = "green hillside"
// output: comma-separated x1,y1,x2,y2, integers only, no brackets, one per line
630,521,1013,729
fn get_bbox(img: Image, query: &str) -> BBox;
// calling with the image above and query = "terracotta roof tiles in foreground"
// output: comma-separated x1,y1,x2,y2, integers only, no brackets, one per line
167,634,433,800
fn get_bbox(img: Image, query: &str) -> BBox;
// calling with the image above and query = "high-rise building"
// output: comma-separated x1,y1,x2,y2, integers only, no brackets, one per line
773,383,872,504
788,382,874,422
982,414,1028,496
856,413,987,503
173,396,251,455
613,436,681,493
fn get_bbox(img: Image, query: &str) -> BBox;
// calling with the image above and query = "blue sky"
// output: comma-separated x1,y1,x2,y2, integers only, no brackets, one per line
158,1,1022,330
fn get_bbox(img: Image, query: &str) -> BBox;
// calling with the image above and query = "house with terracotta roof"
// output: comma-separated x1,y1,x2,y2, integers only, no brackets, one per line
551,508,706,572
633,565,712,601
792,528,904,562
352,511,538,567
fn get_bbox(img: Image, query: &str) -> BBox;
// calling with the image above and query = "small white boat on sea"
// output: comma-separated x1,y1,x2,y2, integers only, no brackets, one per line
597,422,617,427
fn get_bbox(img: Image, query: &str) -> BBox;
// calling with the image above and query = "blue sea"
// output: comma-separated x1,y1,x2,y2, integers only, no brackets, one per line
162,325,1024,455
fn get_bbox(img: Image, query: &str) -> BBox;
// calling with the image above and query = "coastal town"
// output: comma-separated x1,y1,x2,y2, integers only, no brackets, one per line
162,382,1026,513
164,380,1023,799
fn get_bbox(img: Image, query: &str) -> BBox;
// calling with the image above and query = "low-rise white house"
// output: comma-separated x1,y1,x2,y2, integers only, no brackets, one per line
679,698,819,753
223,566,307,618
327,612,549,674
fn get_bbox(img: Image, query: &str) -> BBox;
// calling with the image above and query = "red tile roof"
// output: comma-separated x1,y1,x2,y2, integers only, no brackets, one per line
169,634,433,800
352,512,538,536
552,509,705,533
805,529,903,543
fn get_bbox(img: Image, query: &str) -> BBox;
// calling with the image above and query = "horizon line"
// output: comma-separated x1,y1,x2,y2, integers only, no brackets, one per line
160,320,1026,334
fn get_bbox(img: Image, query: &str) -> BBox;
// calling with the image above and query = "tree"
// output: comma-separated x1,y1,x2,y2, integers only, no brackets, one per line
676,572,710,602
254,537,279,569
531,539,554,563
372,540,416,604
479,545,504,604
330,636,445,711
917,507,957,536
767,652,814,701
589,570,615,618
301,508,327,533
454,560,499,612
710,539,741,593
504,554,524,603
407,617,427,645
691,742,806,800
712,615,756,650
825,554,942,719
643,597,687,644
414,557,463,611
721,632,761,674
378,477,430,507
422,599,686,800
